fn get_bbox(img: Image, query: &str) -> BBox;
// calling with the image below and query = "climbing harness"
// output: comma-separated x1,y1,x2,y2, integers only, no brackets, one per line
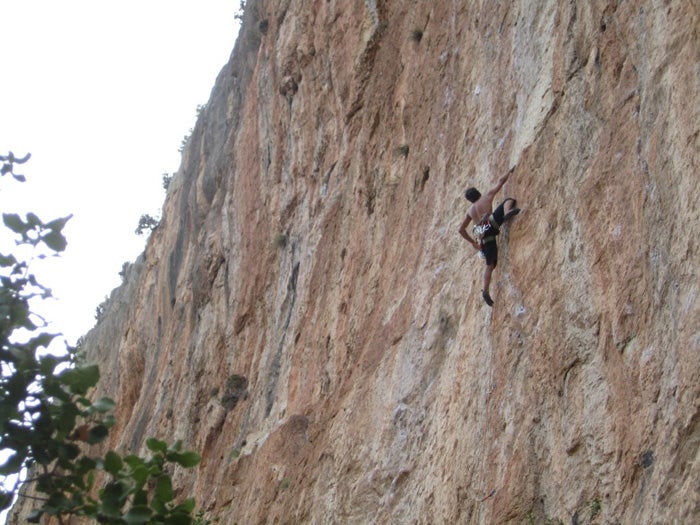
472,214,499,241
473,214,499,258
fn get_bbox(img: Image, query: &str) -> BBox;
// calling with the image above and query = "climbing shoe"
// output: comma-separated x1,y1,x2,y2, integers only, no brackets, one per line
503,208,520,221
482,290,494,307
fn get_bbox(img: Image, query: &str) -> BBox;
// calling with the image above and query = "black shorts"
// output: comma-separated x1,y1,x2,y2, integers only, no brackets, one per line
481,236,498,266
492,198,516,226
480,198,516,266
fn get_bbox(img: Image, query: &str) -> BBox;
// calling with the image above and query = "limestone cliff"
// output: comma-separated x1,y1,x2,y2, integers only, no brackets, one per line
21,1,700,523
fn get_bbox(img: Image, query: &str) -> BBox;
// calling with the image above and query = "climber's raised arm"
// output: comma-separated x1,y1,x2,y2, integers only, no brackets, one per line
484,165,515,201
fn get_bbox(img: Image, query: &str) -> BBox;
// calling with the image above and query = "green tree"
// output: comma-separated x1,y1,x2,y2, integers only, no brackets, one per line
135,214,160,236
0,152,208,524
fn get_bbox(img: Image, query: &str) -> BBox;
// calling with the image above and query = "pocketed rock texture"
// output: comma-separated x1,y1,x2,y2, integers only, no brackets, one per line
14,1,700,523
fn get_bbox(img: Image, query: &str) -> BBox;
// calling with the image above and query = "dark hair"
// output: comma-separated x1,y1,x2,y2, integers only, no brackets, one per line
465,187,481,202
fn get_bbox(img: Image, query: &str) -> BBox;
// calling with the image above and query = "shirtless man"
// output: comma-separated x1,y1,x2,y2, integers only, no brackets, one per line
458,167,520,306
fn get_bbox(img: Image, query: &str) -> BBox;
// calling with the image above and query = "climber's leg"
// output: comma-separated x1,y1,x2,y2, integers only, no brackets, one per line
482,264,495,307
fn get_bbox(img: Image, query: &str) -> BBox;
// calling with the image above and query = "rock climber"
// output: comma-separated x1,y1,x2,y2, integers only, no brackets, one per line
458,166,520,307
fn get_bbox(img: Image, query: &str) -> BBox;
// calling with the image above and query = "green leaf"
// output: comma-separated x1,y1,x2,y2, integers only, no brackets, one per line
32,332,56,348
3,213,26,234
133,489,148,506
45,215,72,233
45,492,73,513
177,497,196,514
99,482,126,518
38,352,63,375
42,379,71,402
88,424,109,444
0,253,17,267
165,512,194,525
146,437,168,454
155,475,174,504
41,230,67,252
171,451,201,468
76,456,98,473
148,457,164,475
56,443,80,461
124,505,153,525
58,364,100,394
76,396,93,407
104,451,123,476
90,396,116,413
123,455,146,470
25,212,41,228
0,452,24,476
0,489,14,511
129,465,149,490
55,405,78,434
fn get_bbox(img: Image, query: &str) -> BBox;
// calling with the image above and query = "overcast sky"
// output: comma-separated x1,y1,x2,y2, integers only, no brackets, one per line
0,1,240,346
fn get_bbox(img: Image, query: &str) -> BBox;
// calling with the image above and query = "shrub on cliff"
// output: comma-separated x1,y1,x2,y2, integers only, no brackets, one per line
0,152,208,524
135,214,160,235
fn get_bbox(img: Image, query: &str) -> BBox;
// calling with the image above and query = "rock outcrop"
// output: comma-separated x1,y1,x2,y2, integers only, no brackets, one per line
16,1,700,523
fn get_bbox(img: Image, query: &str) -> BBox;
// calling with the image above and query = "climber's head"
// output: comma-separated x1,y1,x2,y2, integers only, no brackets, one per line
465,187,481,203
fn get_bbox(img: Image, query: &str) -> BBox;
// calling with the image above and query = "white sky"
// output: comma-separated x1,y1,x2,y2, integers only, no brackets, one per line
0,1,240,347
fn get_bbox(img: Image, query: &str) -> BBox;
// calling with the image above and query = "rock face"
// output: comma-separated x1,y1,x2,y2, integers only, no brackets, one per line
22,1,700,523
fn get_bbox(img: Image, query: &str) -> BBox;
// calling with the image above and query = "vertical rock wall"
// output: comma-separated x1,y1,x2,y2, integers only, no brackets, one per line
55,1,699,523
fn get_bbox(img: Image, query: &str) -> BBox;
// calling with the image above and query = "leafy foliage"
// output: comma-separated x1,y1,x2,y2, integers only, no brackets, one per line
0,151,31,182
0,152,210,524
234,1,246,23
135,214,160,236
177,131,193,154
162,173,173,191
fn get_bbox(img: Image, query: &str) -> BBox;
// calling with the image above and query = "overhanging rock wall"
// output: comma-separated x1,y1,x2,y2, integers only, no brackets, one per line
43,1,700,523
